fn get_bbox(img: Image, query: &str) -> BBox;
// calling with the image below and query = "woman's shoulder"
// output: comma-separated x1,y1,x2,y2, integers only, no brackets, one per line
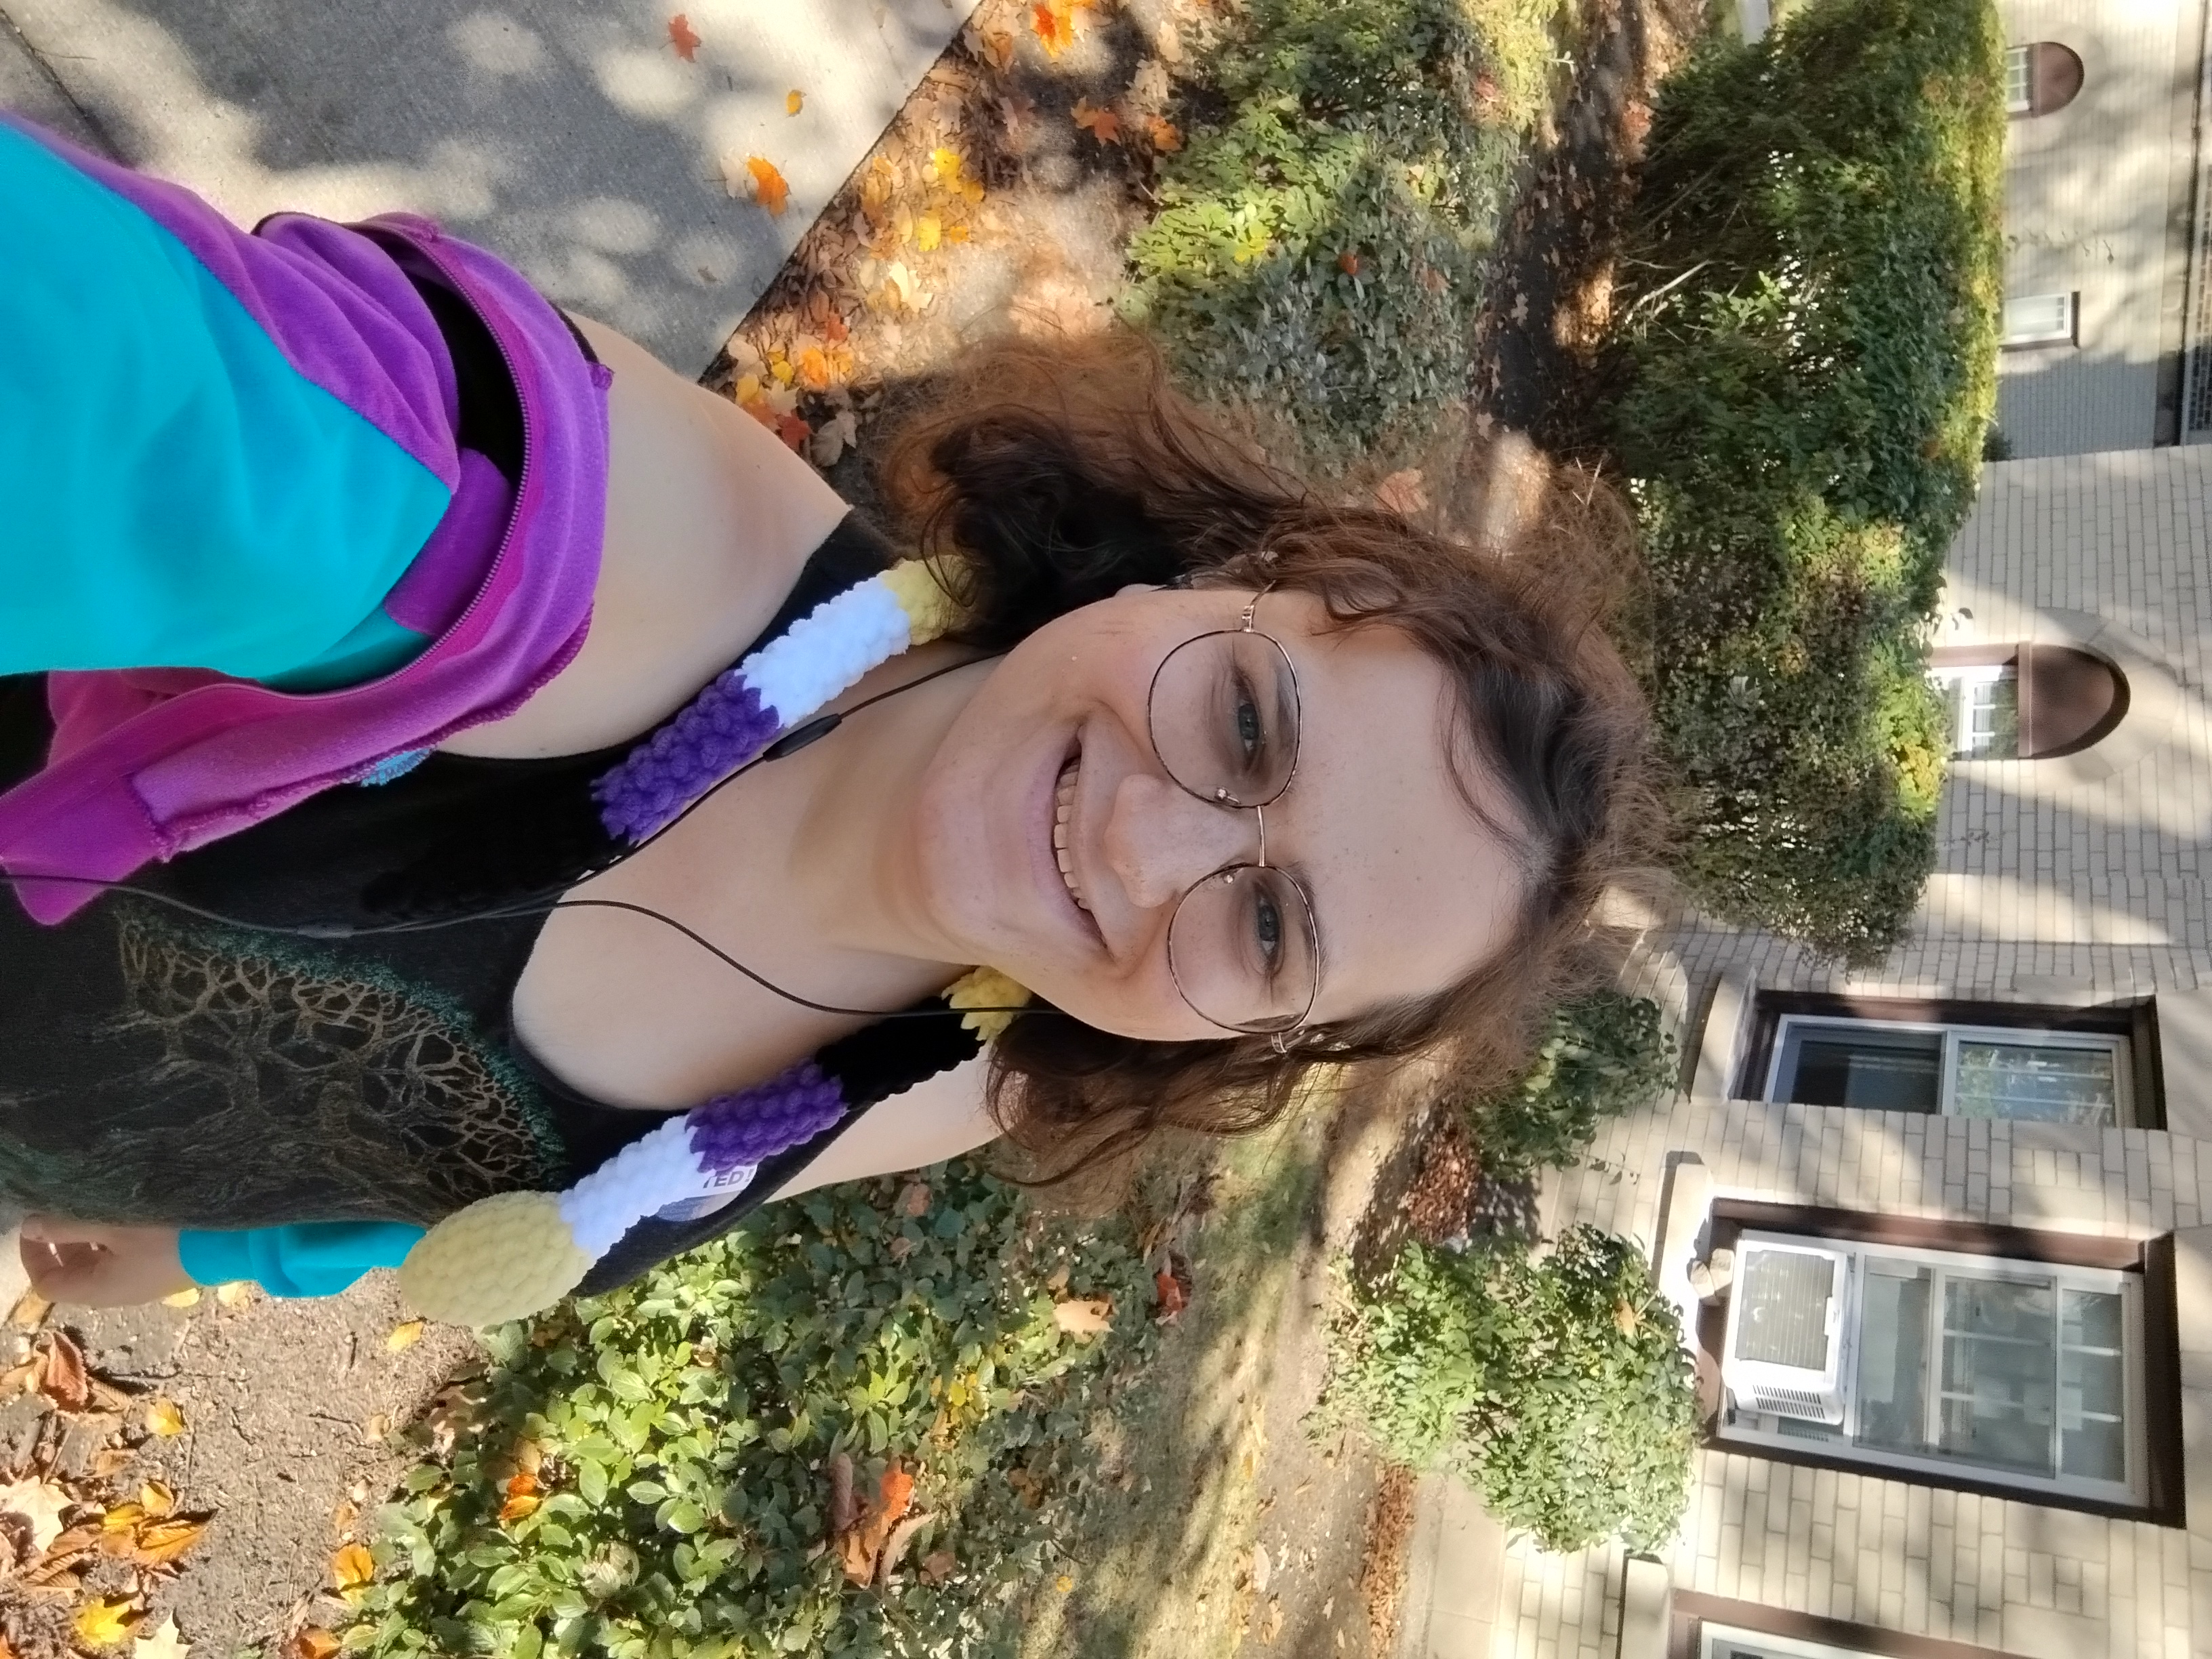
441,316,858,759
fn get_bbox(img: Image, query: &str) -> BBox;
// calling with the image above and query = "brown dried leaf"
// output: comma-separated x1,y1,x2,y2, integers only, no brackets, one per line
1052,1297,1112,1337
0,1475,72,1553
36,1332,87,1412
827,1452,857,1536
7,1292,49,1331
876,1509,933,1585
287,1633,340,1659
134,1517,209,1568
667,13,702,60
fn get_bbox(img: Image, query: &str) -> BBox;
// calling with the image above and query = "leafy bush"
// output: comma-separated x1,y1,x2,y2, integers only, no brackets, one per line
1611,0,2005,962
350,1161,1157,1659
1320,1227,1696,1553
1122,0,1560,450
1460,991,1676,1180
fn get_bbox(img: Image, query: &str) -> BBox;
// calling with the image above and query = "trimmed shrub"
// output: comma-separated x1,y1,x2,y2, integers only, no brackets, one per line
1122,0,1561,451
1460,991,1677,1181
350,1161,1158,1659
1612,0,2005,962
1320,1227,1696,1553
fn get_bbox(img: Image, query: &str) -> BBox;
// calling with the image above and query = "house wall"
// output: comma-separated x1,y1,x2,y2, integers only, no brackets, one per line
1994,0,2202,457
1484,448,2212,1659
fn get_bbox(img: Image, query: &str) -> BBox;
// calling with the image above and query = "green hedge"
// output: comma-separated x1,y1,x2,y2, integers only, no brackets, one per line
350,1162,1156,1659
1612,0,2004,962
1320,1228,1696,1553
1460,991,1677,1180
1121,0,1559,451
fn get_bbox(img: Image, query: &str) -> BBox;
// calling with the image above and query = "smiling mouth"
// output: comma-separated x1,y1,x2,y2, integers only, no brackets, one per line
1051,754,1091,914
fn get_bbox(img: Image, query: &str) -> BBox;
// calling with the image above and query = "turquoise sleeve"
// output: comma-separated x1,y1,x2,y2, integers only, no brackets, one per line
176,1221,426,1298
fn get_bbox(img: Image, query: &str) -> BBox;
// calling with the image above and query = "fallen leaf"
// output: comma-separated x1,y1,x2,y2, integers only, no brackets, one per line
1374,469,1430,515
1030,0,1075,58
914,213,942,253
90,1448,134,1479
746,157,790,216
921,1548,956,1584
897,1181,931,1218
144,1399,184,1438
287,1633,339,1659
385,1319,424,1353
138,1483,174,1519
1045,1261,1071,1293
1145,116,1183,153
808,409,860,469
157,1289,199,1309
786,89,804,115
73,1598,142,1651
796,344,832,390
876,1509,932,1584
1260,1596,1284,1643
1053,1296,1112,1336
1153,1269,1188,1317
1056,1573,1075,1593
99,1502,144,1534
37,1330,87,1412
1071,98,1122,144
0,1476,71,1552
0,1360,37,1399
7,1291,49,1330
1252,1541,1272,1592
331,1498,358,1538
132,1615,187,1659
930,146,964,187
496,1473,540,1525
827,1452,857,1536
667,13,702,60
774,411,812,453
363,1412,390,1443
134,1517,207,1568
838,1528,874,1586
975,26,1015,70
331,1542,376,1591
1337,251,1364,277
213,1282,252,1309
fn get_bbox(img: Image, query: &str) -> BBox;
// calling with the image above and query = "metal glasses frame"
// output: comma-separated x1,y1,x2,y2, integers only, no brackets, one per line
1145,589,1322,1043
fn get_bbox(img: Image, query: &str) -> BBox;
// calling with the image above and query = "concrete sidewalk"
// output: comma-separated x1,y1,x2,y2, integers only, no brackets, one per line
1398,1473,1510,1659
2,0,977,369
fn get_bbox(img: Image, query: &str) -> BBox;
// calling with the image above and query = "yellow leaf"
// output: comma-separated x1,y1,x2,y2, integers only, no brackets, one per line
385,1319,424,1353
331,1542,376,1591
930,146,963,186
214,1282,252,1308
134,1517,209,1567
159,1288,200,1309
786,89,804,115
947,222,971,243
733,373,764,407
73,1599,142,1651
132,1614,188,1659
138,1482,175,1519
7,1290,50,1329
1052,1296,1113,1336
1055,1573,1075,1593
915,213,942,253
288,1633,340,1659
99,1502,146,1534
747,156,790,216
144,1399,184,1437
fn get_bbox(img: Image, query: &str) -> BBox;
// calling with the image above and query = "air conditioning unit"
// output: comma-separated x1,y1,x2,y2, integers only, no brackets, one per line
1721,1240,1853,1425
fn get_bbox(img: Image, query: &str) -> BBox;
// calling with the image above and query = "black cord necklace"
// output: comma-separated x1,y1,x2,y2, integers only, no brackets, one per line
3,655,1031,1023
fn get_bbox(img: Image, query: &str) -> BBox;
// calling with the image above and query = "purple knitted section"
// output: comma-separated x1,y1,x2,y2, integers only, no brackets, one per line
592,672,779,842
686,1060,850,1176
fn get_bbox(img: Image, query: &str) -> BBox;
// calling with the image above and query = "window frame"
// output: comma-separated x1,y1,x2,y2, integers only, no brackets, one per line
2004,44,2032,114
1669,1595,2036,1659
2002,291,2078,348
1927,659,2018,758
1716,1229,2146,1507
1690,1203,2185,1525
1763,1012,2134,1126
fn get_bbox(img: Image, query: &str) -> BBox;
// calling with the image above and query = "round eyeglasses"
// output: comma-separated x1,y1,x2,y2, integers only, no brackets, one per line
1145,591,1321,1038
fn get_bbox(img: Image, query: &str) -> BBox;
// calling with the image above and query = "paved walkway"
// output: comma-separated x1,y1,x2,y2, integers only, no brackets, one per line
1398,1474,1510,1659
3,0,975,369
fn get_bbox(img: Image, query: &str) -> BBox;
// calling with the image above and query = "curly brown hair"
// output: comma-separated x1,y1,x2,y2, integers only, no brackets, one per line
878,332,1656,1177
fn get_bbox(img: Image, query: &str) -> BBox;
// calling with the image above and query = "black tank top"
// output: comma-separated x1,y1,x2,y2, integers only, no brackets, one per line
0,514,977,1293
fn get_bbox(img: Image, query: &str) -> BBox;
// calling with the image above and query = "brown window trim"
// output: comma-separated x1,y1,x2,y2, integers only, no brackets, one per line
1669,1591,2030,1659
1692,1202,2184,1527
1734,991,2165,1130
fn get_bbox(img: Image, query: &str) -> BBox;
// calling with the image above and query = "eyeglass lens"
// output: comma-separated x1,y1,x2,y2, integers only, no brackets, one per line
1148,627,1320,1033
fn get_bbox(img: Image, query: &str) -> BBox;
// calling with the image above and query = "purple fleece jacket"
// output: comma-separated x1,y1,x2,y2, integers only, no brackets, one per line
0,117,612,923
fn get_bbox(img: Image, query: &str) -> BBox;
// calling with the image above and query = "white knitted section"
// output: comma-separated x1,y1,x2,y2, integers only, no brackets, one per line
556,1116,706,1259
741,577,913,724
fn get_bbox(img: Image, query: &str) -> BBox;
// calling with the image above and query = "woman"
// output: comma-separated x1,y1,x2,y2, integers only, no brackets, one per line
0,113,1648,1323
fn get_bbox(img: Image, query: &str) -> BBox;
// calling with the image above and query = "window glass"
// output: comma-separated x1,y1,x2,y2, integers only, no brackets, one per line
1720,1234,2142,1502
2005,45,2032,112
2003,292,2076,345
1767,1017,2129,1128
1929,662,2018,758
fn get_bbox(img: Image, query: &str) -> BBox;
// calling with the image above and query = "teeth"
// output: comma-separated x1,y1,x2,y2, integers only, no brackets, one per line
1052,758,1090,913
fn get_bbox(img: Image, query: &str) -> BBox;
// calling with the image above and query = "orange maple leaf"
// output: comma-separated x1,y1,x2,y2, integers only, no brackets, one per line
796,346,832,390
497,1471,540,1524
746,157,790,216
1030,0,1075,58
1145,116,1184,153
668,14,702,59
1071,98,1122,145
775,412,813,453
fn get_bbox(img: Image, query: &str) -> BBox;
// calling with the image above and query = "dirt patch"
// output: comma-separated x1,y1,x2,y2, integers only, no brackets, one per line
1471,0,1708,457
1358,1467,1418,1658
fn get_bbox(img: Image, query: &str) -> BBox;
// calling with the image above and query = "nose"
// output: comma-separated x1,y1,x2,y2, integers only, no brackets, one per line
1101,771,1259,913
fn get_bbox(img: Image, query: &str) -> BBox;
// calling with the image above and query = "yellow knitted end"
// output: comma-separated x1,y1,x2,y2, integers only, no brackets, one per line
943,966,1032,1043
398,1191,594,1328
880,560,964,645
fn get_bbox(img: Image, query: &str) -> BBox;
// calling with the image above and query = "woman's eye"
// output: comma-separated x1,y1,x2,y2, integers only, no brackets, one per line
1252,889,1283,972
1230,676,1266,764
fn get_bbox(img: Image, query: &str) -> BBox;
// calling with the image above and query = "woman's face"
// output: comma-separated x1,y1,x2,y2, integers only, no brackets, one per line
907,586,1530,1042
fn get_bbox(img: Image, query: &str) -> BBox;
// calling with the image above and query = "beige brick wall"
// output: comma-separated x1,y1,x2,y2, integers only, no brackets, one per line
1499,446,2212,1659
